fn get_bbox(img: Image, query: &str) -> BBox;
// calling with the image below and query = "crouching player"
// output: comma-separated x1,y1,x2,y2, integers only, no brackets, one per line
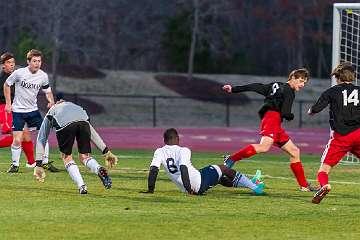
142,128,264,195
33,94,118,194
308,62,360,204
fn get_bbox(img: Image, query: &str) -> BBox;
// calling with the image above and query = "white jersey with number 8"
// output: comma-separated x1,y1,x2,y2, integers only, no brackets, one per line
150,145,201,192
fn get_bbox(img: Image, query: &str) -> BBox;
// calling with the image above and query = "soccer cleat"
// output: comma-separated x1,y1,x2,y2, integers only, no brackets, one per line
300,181,320,192
253,182,265,195
7,164,19,173
98,167,112,189
223,155,234,168
26,163,36,168
79,185,88,194
312,184,331,204
42,161,60,172
251,169,262,184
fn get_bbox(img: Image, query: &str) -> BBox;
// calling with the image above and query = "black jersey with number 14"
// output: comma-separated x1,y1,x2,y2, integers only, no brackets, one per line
311,83,360,135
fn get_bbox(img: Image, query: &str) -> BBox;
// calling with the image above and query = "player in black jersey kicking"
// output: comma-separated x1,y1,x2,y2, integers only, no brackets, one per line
223,68,318,192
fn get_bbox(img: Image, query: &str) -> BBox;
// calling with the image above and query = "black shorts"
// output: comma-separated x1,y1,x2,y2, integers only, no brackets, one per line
56,121,91,155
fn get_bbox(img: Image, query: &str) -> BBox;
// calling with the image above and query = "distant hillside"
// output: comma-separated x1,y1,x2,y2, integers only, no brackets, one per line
50,70,331,128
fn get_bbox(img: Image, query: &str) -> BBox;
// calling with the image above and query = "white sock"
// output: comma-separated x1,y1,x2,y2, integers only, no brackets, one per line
65,160,85,188
84,157,101,174
233,172,257,190
11,145,22,167
42,142,49,164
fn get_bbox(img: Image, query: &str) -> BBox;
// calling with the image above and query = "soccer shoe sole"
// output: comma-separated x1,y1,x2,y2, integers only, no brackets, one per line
312,184,331,204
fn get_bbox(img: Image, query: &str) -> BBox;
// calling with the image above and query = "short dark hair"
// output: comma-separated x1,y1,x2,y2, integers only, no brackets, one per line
163,128,179,144
26,49,43,61
331,62,356,82
1,52,14,64
288,68,310,81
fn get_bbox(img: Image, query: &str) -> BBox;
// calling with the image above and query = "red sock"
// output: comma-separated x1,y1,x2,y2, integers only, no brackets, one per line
22,140,35,164
290,162,308,188
317,171,328,187
229,145,257,162
0,135,13,148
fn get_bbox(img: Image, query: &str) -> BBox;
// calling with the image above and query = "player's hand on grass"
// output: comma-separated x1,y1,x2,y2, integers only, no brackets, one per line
103,150,118,168
222,84,232,93
34,166,46,182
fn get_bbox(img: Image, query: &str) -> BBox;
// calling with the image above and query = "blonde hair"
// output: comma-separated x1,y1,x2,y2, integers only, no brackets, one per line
331,62,356,82
26,49,43,61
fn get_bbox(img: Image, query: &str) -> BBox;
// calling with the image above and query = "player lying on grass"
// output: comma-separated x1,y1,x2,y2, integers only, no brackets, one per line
222,68,319,192
142,128,264,195
308,62,360,204
33,93,118,194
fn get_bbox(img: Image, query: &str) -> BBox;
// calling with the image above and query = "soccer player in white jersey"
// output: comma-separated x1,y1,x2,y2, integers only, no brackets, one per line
142,128,265,195
3,49,58,173
33,93,118,194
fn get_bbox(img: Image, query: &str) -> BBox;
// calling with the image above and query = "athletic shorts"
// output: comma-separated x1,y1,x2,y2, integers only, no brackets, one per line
12,110,43,131
260,111,290,147
321,128,360,167
197,165,222,194
56,121,91,155
0,104,12,134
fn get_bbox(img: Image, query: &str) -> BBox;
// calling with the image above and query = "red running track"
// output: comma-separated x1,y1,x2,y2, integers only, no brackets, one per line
47,127,330,154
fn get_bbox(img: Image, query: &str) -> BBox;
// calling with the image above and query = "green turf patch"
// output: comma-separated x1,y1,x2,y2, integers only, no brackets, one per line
0,148,359,239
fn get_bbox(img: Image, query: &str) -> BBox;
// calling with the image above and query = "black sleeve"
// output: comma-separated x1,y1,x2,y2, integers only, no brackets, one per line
310,90,331,114
147,166,159,193
180,165,192,193
231,83,269,96
281,86,295,121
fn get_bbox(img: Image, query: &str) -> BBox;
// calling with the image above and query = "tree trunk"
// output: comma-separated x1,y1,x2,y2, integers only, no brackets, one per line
187,0,199,81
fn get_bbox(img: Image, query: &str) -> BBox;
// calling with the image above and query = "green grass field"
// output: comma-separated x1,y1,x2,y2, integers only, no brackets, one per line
0,148,359,240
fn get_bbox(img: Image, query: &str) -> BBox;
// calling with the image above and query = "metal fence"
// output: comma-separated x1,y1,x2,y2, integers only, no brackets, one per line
50,93,329,128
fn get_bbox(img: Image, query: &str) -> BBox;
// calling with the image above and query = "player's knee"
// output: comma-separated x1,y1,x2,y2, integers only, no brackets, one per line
257,144,271,153
290,146,300,158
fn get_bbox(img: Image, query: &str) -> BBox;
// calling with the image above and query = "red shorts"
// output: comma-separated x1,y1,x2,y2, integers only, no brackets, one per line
260,111,290,147
0,104,12,134
321,128,360,166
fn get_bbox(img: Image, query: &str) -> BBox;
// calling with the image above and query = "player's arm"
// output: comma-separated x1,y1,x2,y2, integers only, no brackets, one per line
179,147,196,195
41,74,54,108
180,165,195,195
281,86,295,121
4,70,17,112
223,83,268,96
141,149,162,193
308,90,331,115
89,123,118,168
34,116,52,182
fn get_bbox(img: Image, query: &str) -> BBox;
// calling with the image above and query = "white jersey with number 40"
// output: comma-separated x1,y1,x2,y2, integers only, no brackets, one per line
150,145,201,192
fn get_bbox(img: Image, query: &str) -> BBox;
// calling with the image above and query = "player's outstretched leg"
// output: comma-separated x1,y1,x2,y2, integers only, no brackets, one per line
219,165,265,195
224,145,257,168
83,157,112,189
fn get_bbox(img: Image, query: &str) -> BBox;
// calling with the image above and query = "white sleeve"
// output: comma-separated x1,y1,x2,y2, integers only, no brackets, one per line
35,117,52,161
41,73,52,93
5,70,18,86
150,148,163,168
179,147,191,166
